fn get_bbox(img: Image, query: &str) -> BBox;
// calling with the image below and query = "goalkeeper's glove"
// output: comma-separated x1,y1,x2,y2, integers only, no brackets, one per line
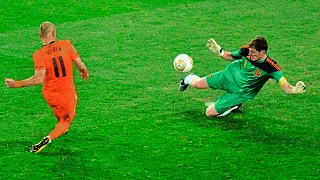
293,81,306,94
206,38,224,57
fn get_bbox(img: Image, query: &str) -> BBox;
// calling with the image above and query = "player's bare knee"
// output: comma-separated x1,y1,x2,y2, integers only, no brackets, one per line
206,106,218,117
206,111,218,117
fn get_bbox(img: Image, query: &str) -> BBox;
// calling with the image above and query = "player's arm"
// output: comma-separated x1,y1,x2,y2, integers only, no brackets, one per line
5,69,45,88
206,38,234,61
279,76,306,94
67,40,88,82
220,51,234,61
73,57,89,81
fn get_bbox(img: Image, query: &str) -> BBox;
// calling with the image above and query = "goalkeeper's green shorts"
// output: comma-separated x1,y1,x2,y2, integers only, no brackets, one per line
206,72,247,114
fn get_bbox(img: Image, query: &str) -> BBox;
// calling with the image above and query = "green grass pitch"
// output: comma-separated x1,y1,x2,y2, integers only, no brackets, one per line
0,0,319,179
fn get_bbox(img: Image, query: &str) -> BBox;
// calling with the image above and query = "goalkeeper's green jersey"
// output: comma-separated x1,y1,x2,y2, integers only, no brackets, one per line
222,47,283,100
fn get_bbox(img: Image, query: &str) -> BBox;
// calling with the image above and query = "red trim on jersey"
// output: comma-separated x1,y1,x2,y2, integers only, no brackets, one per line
266,57,281,71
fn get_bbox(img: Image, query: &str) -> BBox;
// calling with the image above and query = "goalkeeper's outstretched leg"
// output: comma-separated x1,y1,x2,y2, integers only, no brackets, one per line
180,74,209,92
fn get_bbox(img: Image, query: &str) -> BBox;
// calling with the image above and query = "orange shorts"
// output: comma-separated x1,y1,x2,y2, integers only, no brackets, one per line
44,93,78,123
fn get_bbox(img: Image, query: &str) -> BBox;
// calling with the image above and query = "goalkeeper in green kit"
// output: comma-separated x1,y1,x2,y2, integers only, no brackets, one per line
180,37,306,117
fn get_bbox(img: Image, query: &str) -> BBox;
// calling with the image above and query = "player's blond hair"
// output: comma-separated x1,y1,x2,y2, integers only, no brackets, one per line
39,22,55,37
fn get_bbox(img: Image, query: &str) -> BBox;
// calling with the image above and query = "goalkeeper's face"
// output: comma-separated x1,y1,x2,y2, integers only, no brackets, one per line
249,48,266,61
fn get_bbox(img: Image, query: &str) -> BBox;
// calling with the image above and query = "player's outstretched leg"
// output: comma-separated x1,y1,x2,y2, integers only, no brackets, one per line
29,136,51,153
49,122,71,140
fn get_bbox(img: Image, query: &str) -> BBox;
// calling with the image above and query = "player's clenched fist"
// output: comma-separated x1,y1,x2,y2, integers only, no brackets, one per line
5,78,22,88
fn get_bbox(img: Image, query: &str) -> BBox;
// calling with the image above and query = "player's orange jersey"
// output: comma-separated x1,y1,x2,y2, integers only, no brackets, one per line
33,40,79,97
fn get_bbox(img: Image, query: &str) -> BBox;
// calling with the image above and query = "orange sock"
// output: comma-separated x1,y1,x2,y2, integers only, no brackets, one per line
48,122,70,141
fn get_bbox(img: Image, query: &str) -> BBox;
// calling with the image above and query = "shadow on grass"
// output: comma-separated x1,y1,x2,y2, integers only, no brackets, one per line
0,140,34,153
38,148,77,156
179,109,246,130
179,110,319,150
0,139,79,156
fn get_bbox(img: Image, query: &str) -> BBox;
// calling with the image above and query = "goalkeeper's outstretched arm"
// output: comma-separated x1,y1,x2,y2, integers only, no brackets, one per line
280,77,306,94
219,51,234,61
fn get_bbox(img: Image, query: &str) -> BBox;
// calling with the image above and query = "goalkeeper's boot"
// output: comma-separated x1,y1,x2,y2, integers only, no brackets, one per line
217,103,243,117
179,79,189,92
29,136,51,153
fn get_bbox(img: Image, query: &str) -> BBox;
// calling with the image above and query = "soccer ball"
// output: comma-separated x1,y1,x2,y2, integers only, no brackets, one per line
173,54,193,72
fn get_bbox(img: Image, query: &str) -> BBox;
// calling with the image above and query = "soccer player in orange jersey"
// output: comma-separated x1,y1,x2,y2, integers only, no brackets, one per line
5,22,89,153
